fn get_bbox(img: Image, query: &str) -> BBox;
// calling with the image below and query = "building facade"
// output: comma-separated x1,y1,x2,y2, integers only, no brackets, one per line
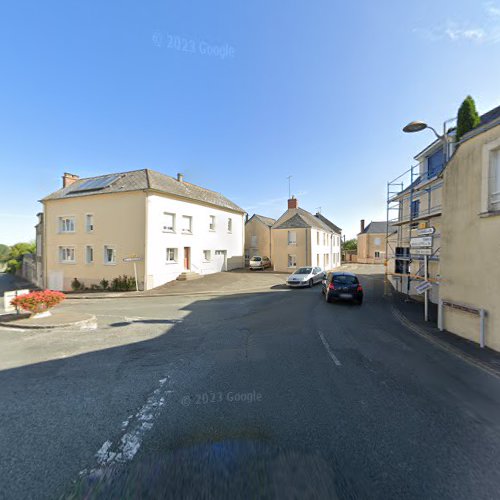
357,219,395,264
440,106,500,351
41,170,245,291
244,214,276,264
267,197,342,272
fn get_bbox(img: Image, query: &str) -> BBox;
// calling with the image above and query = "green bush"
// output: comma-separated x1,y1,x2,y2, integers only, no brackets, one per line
110,275,137,291
71,278,84,291
6,259,21,273
456,95,480,141
100,278,109,290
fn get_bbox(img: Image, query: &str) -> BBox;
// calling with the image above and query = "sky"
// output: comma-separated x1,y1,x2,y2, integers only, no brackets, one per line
1,0,499,244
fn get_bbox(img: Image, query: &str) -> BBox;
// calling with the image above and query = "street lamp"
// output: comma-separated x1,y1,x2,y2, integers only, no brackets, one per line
402,121,443,140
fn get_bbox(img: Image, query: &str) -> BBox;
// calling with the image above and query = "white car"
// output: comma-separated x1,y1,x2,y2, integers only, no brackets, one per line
249,256,272,270
287,267,325,288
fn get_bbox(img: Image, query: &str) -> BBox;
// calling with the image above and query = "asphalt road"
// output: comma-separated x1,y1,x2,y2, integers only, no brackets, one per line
1,271,500,499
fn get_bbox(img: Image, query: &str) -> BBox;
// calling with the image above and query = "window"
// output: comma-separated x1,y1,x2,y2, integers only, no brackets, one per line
59,246,75,263
104,246,116,264
59,217,75,233
288,231,297,245
288,254,297,268
181,215,192,233
375,251,381,258
316,254,320,266
323,233,326,245
86,214,94,232
227,218,232,233
490,149,500,211
85,246,94,263
316,232,320,245
333,275,358,286
411,199,420,219
325,254,329,267
162,213,175,232
203,250,211,261
166,248,177,263
427,148,445,179
374,237,381,246
250,235,257,247
209,215,216,231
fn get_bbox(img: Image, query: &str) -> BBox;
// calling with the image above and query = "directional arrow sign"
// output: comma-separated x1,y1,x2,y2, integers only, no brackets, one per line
123,257,143,262
411,248,433,256
410,236,433,248
416,281,432,294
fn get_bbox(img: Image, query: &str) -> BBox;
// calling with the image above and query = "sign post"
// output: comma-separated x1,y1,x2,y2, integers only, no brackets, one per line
410,232,434,322
123,256,143,291
424,255,429,322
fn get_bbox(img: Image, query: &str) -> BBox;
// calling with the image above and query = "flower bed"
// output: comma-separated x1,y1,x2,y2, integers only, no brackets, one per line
10,290,66,315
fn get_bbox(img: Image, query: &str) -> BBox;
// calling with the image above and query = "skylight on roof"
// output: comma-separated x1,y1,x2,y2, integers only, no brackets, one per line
69,174,121,194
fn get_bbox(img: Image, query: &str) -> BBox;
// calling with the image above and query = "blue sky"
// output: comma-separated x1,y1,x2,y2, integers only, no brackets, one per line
1,0,499,244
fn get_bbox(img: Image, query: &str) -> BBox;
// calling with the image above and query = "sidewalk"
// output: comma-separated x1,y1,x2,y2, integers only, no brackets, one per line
389,293,500,379
0,309,96,329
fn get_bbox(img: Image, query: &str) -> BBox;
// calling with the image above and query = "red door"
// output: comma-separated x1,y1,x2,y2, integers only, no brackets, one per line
184,247,190,270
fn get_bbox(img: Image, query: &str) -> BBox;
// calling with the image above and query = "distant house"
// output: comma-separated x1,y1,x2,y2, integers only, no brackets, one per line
357,219,396,264
40,170,245,291
244,214,276,263
248,196,341,272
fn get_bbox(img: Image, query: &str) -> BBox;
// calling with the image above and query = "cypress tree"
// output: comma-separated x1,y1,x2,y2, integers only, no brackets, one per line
456,95,480,141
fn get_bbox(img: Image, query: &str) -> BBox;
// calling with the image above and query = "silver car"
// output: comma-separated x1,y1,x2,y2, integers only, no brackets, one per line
287,267,325,288
249,255,272,270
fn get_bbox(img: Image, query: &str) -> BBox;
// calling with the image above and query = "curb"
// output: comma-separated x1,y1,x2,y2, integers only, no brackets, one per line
389,300,500,380
0,314,97,330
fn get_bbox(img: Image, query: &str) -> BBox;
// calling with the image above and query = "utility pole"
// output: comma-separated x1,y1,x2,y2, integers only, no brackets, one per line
286,176,292,198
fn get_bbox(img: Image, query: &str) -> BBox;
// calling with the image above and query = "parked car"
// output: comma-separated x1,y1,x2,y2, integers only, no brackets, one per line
287,267,325,288
321,272,363,304
249,256,272,270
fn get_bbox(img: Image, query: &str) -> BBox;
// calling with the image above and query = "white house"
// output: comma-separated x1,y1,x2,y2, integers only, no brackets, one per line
41,170,245,291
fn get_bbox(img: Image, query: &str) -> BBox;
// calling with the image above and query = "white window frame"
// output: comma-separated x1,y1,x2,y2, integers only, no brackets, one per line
59,246,76,264
59,216,75,233
85,214,94,233
227,218,232,233
181,215,192,234
203,250,211,262
162,213,176,233
209,215,216,231
481,138,500,215
489,148,500,211
316,231,320,245
288,254,297,268
166,247,178,263
104,245,117,265
85,245,94,264
288,231,297,246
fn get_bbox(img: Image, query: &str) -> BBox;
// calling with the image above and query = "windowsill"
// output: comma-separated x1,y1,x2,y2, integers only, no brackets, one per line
209,229,216,232
288,243,297,246
182,231,192,235
165,261,178,265
479,210,500,218
60,261,76,265
104,262,117,266
162,230,175,233
59,232,75,234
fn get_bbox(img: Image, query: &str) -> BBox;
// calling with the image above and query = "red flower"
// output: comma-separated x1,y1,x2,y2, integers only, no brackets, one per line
11,290,66,314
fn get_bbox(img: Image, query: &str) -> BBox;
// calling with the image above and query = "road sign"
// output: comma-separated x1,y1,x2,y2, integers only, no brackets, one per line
411,248,433,256
123,257,143,262
414,227,435,236
416,281,432,294
410,236,433,248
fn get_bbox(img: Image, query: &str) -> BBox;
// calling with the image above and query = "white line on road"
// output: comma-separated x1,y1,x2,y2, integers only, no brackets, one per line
317,330,342,367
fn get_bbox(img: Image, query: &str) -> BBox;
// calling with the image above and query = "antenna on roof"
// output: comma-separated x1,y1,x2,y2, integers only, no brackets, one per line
286,175,292,198
316,206,322,214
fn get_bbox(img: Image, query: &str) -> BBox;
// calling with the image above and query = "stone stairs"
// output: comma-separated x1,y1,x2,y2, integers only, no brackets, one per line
176,271,202,282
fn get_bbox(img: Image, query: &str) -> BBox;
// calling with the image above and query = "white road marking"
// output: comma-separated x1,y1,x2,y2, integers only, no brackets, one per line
317,330,342,367
80,376,173,477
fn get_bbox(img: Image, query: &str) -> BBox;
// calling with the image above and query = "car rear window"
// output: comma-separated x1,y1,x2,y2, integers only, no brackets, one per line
295,267,312,274
333,275,358,285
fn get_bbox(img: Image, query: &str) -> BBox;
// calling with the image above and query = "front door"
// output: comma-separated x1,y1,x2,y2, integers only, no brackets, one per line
184,247,190,270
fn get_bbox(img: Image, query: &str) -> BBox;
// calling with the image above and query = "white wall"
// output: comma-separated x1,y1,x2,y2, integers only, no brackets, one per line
146,194,245,288
310,229,341,270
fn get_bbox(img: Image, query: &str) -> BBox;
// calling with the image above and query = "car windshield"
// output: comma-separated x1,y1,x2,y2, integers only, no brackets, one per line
294,267,312,274
333,275,358,285
251,257,262,261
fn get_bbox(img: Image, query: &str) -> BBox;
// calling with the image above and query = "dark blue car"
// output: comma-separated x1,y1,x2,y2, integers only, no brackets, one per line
321,272,363,305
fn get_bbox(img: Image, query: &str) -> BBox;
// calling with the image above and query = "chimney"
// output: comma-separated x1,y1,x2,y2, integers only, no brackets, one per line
177,173,184,182
62,172,79,188
360,219,365,233
288,196,298,209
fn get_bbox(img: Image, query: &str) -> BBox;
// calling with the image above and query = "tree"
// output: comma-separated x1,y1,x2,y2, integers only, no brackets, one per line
456,95,480,142
0,244,9,262
342,238,357,252
3,242,36,273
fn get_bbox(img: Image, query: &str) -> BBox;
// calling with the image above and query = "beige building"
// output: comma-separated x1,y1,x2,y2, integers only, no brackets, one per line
244,214,276,263
41,170,245,291
357,219,395,264
263,197,342,272
440,104,500,351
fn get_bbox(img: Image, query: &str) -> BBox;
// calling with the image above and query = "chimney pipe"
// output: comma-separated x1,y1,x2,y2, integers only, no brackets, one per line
360,219,365,233
62,172,79,188
177,173,184,182
288,196,298,209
